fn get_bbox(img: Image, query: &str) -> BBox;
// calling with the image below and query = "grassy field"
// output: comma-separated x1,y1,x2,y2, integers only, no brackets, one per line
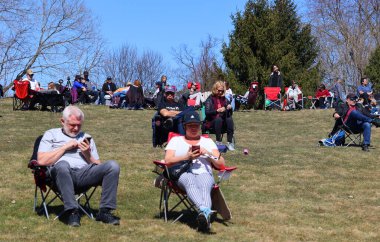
0,98,379,242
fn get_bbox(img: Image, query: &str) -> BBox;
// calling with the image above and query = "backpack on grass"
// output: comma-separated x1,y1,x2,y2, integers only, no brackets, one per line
319,130,345,147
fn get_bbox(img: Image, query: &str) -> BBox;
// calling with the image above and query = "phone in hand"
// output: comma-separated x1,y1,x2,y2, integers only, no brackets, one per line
83,135,92,144
191,145,200,152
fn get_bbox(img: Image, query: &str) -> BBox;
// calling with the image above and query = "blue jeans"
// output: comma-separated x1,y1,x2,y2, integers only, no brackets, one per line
345,110,372,145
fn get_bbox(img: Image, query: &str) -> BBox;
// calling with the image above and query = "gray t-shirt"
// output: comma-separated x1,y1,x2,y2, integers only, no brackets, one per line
38,128,100,169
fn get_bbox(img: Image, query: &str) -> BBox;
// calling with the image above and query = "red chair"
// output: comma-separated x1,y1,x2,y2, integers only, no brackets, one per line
264,87,282,110
152,132,237,224
13,79,30,110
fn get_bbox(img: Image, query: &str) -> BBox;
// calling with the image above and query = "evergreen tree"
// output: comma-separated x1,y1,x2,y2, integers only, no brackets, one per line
364,46,380,89
222,0,320,98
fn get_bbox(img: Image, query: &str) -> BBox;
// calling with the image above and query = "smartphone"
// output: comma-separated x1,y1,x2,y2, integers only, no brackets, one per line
85,137,92,143
191,145,200,152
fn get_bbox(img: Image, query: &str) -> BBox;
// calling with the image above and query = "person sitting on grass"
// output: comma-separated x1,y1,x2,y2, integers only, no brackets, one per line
330,93,380,151
37,106,121,226
164,110,225,232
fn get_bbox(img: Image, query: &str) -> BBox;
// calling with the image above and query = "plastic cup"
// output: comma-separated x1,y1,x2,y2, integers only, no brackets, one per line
243,148,249,155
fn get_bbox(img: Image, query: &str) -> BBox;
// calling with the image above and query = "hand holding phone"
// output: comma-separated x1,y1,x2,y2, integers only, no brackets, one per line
191,145,200,152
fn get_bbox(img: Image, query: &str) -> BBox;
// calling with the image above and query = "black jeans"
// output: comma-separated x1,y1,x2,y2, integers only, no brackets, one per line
209,116,234,143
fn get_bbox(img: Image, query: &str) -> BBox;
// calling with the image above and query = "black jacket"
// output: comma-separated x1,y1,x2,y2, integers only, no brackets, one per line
101,82,117,92
268,71,283,88
334,102,375,119
204,95,233,122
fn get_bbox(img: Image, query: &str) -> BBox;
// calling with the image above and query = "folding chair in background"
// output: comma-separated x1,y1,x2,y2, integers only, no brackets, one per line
264,87,282,110
28,135,97,220
308,96,318,109
13,79,30,110
152,133,237,224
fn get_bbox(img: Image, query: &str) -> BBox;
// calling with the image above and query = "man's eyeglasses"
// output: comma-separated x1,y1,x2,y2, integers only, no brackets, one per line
166,92,174,96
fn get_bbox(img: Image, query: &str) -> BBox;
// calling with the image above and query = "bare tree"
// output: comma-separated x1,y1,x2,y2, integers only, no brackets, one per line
102,44,138,87
136,50,166,92
172,35,223,91
0,0,104,93
308,0,380,91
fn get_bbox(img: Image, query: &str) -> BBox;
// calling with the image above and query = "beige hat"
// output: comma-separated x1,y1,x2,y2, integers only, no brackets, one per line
126,82,132,86
26,69,33,75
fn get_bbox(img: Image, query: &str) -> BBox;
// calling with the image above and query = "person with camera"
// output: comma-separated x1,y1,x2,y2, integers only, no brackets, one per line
164,110,225,232
37,106,121,226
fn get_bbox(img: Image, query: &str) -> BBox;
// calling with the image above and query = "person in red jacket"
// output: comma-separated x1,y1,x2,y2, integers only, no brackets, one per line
315,84,331,109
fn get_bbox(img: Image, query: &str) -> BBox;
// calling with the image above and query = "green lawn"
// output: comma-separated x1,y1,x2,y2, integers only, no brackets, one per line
0,98,379,241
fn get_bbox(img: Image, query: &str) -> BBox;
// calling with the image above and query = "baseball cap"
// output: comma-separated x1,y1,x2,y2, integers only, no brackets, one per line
346,93,358,101
26,69,33,75
183,111,201,125
165,85,176,93
107,76,112,80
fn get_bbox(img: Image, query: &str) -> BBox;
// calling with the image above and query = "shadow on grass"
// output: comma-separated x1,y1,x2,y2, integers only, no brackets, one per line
154,210,231,234
34,204,99,225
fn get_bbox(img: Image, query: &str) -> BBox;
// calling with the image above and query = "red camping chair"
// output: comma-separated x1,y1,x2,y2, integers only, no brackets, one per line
28,135,97,220
152,132,237,224
264,87,282,110
13,79,30,110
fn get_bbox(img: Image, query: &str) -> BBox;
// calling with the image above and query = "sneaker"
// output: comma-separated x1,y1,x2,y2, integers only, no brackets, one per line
216,141,223,146
371,118,380,128
362,144,370,152
197,212,209,232
67,209,81,227
227,142,235,151
96,209,120,225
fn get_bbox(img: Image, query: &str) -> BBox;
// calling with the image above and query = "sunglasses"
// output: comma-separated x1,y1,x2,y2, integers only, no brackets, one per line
217,89,224,92
166,92,174,95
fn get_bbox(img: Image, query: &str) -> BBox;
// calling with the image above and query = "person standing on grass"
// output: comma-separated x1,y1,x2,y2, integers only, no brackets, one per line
37,106,121,227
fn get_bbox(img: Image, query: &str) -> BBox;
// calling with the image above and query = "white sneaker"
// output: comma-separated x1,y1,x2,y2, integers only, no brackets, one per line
227,142,235,151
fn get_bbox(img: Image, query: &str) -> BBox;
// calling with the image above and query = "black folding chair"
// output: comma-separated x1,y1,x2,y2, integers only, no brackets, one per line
28,135,97,220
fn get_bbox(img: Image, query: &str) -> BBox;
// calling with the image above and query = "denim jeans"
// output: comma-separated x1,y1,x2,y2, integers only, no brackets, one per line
345,110,373,145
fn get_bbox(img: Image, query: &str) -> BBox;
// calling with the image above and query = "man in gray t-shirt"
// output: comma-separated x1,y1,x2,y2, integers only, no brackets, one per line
37,106,120,227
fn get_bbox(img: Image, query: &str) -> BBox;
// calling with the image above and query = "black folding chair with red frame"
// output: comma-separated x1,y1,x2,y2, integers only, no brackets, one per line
28,135,97,220
152,132,237,231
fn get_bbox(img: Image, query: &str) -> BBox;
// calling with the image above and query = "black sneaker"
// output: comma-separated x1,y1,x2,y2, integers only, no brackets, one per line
96,210,120,225
67,209,81,227
197,212,209,232
362,144,370,152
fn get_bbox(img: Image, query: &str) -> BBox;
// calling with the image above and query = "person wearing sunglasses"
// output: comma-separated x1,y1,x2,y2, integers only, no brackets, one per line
204,81,235,151
331,93,380,151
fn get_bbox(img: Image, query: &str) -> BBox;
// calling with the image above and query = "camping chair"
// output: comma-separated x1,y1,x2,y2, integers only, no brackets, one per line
152,134,236,223
13,79,30,110
340,119,362,147
28,135,97,220
264,87,282,110
152,112,170,147
308,96,318,109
